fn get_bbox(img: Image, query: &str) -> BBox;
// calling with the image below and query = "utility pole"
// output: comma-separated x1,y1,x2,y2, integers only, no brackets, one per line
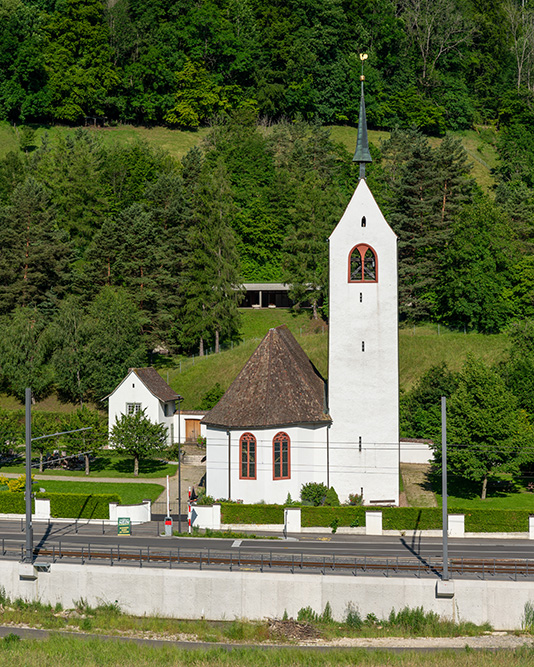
441,396,449,581
24,388,33,563
177,396,183,533
23,387,92,564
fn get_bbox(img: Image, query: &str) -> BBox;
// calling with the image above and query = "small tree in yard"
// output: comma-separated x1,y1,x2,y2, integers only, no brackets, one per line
110,409,167,476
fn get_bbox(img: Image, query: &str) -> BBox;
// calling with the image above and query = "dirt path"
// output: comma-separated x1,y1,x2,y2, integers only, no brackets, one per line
401,463,437,507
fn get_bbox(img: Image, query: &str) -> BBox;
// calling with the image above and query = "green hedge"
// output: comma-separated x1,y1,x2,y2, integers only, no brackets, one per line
36,493,121,520
220,504,533,532
220,503,284,524
0,491,31,513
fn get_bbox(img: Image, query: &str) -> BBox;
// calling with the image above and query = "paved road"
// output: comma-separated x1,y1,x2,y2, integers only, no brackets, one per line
1,520,533,561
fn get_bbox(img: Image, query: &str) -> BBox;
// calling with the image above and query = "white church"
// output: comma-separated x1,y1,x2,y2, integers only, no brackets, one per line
202,73,400,505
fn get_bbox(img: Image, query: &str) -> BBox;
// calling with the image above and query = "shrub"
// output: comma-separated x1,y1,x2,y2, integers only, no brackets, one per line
347,493,363,506
195,489,215,506
345,603,363,629
324,487,340,506
330,517,339,533
301,482,328,506
523,601,534,632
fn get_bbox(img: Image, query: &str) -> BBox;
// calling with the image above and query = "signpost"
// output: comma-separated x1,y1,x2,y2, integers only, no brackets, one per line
117,517,131,536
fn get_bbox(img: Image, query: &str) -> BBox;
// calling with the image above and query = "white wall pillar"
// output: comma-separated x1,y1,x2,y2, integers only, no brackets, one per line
34,498,50,520
284,508,301,535
365,511,382,535
448,514,465,537
529,515,534,540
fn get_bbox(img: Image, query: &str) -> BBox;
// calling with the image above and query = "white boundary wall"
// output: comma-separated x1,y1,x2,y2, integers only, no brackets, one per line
3,560,534,630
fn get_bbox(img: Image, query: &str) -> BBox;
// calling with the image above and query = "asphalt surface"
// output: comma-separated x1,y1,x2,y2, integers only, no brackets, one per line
0,519,533,562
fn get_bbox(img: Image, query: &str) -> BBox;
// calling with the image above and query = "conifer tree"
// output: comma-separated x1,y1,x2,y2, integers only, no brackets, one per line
0,177,71,315
180,161,242,354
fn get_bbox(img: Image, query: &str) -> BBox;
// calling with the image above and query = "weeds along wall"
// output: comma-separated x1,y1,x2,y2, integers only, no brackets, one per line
219,504,532,532
0,492,120,519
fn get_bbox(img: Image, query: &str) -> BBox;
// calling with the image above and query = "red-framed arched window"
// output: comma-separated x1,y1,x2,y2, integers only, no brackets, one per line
348,244,378,283
240,433,256,480
273,432,291,480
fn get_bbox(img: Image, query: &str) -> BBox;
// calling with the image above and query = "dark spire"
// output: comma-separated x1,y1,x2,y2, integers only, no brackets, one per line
352,53,372,180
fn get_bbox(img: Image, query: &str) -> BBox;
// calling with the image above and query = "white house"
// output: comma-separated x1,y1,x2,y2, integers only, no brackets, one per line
106,367,180,445
202,70,400,505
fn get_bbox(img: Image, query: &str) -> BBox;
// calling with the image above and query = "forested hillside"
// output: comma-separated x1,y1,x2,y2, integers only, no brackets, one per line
2,0,534,410
2,0,534,131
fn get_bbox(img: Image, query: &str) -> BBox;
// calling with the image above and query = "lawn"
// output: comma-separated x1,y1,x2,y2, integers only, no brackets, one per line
166,314,509,409
429,471,534,510
32,480,164,504
0,453,177,479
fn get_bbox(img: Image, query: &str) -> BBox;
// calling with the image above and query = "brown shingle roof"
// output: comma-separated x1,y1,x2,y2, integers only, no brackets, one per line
134,367,180,402
201,326,330,429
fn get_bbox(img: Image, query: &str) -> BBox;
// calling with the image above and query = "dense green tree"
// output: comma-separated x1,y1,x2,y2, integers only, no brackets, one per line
110,408,167,476
401,363,458,440
47,295,89,405
82,287,146,400
444,356,532,499
180,161,242,354
44,0,118,122
0,306,52,401
0,177,71,315
435,197,513,331
501,319,534,418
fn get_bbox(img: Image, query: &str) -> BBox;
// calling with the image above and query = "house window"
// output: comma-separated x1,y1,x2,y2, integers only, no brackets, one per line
349,244,377,282
240,433,256,479
273,432,290,480
126,403,141,415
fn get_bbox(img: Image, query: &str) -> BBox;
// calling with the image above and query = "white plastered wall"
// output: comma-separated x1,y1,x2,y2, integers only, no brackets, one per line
205,424,329,504
328,179,399,504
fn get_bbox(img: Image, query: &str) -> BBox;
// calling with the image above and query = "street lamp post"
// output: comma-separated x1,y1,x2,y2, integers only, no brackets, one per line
177,396,184,533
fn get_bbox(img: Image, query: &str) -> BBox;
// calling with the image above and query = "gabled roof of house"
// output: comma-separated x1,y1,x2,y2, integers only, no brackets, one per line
132,367,181,402
201,326,330,429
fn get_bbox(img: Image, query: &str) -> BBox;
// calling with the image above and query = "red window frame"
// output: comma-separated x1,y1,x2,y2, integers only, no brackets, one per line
273,432,291,480
348,244,378,283
239,432,256,480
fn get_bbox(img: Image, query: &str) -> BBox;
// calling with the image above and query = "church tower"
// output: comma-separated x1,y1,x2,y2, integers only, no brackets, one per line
327,57,399,505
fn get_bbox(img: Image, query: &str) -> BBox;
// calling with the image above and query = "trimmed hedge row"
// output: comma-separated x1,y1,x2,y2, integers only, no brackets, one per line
0,491,30,513
220,503,533,532
0,492,120,519
220,504,284,524
36,493,121,520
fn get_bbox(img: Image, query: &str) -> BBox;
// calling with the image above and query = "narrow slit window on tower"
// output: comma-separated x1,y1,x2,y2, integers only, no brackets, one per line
361,216,366,227
358,436,362,452
360,292,363,302
362,341,365,351
349,244,377,283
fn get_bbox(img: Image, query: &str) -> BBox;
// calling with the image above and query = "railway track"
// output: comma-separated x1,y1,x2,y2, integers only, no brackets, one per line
1,539,533,579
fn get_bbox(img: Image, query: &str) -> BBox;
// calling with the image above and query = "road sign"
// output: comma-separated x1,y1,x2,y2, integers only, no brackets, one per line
118,517,131,536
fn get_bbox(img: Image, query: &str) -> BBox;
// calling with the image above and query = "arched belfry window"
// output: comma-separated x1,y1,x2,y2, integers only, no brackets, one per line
240,433,256,479
349,244,377,283
273,432,290,480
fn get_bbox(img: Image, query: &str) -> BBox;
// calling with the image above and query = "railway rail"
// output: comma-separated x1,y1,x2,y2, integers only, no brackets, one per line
1,538,533,581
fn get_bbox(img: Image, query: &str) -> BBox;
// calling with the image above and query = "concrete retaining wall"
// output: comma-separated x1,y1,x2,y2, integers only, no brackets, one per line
109,500,151,525
2,559,533,630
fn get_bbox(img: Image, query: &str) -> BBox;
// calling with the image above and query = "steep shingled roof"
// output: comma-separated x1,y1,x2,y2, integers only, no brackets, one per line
201,326,330,429
133,367,180,402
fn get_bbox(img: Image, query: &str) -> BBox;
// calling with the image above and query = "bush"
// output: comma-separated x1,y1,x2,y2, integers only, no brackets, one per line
347,493,363,506
0,491,29,513
324,487,340,506
301,482,328,506
220,503,284,524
